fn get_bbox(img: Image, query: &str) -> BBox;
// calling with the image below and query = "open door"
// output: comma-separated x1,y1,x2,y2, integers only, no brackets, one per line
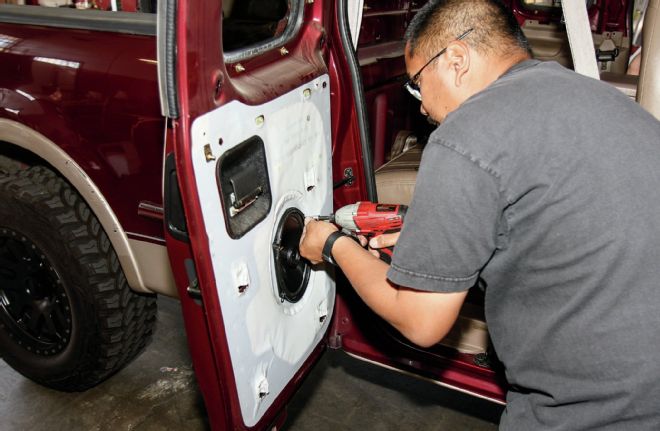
158,0,335,428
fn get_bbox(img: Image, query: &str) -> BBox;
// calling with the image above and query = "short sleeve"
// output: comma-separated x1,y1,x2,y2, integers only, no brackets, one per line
387,141,504,292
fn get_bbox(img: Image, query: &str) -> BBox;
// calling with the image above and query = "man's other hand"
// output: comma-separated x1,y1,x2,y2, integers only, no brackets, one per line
367,232,401,258
299,218,339,264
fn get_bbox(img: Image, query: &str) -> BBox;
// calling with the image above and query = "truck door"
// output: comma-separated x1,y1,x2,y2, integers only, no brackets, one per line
158,0,335,428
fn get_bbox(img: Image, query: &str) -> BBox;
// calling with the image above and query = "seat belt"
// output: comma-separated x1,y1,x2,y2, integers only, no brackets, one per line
563,1,600,80
348,0,365,48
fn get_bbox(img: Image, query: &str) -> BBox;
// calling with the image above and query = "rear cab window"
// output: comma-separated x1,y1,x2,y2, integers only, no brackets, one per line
0,0,156,35
0,0,155,13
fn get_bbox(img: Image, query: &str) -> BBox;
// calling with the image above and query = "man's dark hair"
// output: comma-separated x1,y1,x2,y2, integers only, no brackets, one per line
405,0,531,59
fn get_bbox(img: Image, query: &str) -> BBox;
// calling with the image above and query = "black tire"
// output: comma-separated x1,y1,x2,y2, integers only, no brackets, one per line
0,166,157,391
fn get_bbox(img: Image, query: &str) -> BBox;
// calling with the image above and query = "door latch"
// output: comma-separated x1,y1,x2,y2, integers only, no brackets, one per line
229,167,263,217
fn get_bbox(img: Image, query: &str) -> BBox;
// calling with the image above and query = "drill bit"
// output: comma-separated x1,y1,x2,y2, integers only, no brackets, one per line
311,215,335,222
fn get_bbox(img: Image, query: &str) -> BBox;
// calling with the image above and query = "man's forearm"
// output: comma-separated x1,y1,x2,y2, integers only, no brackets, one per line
331,236,401,322
330,236,466,347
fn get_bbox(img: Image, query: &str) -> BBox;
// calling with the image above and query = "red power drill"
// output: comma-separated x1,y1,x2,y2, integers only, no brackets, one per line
316,201,407,262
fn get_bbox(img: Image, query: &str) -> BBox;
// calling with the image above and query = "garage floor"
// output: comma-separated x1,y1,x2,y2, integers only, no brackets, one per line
0,297,503,430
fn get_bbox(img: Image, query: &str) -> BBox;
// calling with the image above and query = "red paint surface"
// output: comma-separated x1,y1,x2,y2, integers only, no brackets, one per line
0,23,165,241
0,0,634,428
332,283,508,403
169,0,338,429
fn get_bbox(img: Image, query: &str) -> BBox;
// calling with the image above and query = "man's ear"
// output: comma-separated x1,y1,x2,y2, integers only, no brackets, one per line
445,41,470,87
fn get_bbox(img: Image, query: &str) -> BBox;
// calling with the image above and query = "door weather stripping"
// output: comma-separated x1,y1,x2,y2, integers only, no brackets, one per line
157,0,180,118
337,0,377,200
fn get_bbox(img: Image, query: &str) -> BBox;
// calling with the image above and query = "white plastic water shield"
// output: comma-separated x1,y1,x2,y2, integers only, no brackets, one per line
189,75,334,426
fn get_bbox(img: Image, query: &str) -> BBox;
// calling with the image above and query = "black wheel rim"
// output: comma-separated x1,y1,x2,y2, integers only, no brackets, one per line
0,227,72,356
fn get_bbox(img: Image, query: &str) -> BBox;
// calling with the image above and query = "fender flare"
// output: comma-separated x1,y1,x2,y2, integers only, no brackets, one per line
0,118,163,294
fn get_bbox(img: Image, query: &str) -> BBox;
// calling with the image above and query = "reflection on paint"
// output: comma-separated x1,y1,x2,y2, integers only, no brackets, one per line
0,34,19,52
34,56,80,69
15,89,35,101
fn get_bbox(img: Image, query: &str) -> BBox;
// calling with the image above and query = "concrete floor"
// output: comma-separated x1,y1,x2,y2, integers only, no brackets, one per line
0,297,503,430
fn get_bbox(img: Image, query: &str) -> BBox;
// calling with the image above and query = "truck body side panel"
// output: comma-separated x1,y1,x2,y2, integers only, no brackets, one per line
0,23,164,243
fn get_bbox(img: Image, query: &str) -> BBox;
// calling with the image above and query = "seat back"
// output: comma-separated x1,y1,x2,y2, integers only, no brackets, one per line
637,0,660,120
374,146,422,205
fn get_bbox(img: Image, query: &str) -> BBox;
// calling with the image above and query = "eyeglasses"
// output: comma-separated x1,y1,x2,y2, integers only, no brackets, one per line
404,28,474,101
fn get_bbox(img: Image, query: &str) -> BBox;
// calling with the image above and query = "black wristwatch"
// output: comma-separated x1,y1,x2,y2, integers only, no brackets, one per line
322,231,347,265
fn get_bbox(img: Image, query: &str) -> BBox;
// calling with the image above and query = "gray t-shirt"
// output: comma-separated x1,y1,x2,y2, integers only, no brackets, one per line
388,60,660,430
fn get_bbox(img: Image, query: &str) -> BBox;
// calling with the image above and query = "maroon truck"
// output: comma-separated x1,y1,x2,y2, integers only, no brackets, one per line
0,0,656,429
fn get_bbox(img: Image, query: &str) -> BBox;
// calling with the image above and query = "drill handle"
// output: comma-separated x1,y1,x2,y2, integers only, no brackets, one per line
376,246,394,264
362,231,397,263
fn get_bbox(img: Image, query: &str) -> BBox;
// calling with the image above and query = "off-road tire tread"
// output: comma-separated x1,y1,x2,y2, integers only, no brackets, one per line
0,166,157,391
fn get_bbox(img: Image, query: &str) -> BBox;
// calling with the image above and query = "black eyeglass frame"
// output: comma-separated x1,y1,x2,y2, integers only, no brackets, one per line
404,28,474,101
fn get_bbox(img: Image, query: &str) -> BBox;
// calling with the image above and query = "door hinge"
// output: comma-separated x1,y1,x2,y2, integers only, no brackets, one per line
184,259,202,302
327,333,343,349
187,278,202,300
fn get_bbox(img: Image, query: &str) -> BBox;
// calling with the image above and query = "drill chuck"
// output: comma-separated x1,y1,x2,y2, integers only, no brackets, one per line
333,203,360,231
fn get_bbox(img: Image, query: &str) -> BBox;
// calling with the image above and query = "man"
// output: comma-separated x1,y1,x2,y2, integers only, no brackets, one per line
299,0,660,429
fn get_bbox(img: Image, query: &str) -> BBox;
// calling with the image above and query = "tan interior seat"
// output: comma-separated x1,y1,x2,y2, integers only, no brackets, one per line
374,145,422,205
375,145,489,354
638,0,660,120
600,72,638,98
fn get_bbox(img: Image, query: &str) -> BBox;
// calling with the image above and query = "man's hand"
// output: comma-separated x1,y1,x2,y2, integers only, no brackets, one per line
301,218,465,348
366,232,401,258
299,218,339,264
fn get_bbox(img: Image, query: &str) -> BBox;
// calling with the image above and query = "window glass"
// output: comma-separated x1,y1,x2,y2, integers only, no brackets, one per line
0,0,156,13
222,0,290,52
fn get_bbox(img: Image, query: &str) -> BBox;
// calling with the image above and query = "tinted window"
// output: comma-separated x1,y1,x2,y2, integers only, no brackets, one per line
0,0,155,13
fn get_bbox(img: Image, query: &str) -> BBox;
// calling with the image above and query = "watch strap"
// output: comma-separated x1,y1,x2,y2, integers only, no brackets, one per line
322,231,347,265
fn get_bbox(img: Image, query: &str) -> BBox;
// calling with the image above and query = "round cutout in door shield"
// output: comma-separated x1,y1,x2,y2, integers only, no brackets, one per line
272,208,310,303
